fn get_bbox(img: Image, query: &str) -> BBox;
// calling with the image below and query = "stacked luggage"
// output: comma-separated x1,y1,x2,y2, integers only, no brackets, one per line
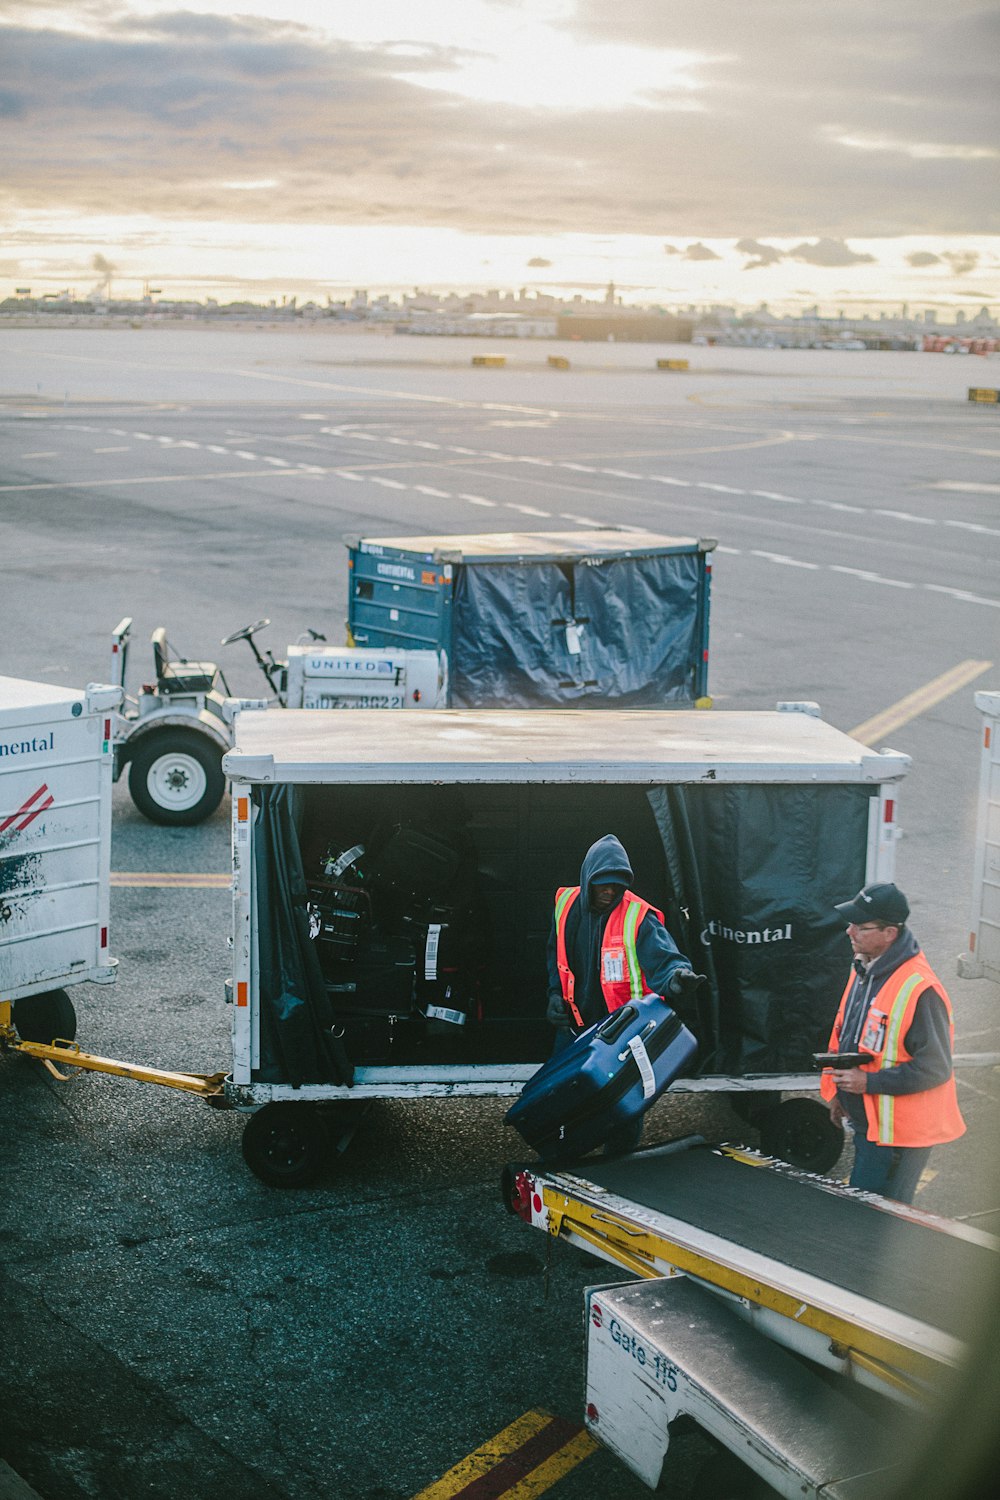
306,823,482,1065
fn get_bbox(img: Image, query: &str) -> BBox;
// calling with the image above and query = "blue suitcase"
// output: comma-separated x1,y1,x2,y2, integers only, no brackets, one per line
506,995,697,1162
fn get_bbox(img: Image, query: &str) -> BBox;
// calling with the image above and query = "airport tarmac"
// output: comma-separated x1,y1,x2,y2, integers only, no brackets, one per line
1,329,998,1499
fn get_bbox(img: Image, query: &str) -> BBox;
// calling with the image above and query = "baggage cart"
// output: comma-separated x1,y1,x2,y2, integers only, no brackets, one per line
0,674,121,1043
345,529,715,708
221,704,909,1184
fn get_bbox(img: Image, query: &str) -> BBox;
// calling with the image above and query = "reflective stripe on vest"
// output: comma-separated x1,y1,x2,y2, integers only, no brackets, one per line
876,972,923,1144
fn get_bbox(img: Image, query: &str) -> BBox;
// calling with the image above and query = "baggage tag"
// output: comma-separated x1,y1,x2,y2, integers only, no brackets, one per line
602,948,625,984
425,923,441,981
626,1035,657,1101
565,622,584,656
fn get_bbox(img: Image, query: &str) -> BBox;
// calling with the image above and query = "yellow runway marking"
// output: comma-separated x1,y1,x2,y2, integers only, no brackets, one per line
411,1408,597,1500
111,872,229,888
850,659,992,744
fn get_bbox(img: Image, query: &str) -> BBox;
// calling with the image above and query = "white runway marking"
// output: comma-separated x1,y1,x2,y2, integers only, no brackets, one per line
19,451,57,458
751,550,820,570
830,565,915,588
459,493,497,507
931,481,1000,494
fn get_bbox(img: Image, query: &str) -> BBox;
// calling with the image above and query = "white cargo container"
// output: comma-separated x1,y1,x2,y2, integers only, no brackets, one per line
222,706,909,1185
0,676,120,1039
958,690,1000,984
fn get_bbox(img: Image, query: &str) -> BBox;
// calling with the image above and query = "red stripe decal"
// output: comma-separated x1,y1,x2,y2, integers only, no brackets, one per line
450,1414,583,1499
16,794,55,832
1,782,50,834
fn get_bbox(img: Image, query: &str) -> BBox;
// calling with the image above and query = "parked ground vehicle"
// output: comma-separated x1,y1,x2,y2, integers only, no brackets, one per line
221,702,908,1184
109,618,443,826
0,674,119,1044
4,696,914,1187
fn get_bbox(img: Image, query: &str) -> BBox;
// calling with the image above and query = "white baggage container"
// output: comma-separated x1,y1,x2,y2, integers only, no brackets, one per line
221,707,909,1184
0,676,120,1008
284,645,446,710
958,690,1000,984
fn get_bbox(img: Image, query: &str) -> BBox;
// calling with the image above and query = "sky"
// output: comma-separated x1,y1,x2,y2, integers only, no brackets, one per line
2,0,999,313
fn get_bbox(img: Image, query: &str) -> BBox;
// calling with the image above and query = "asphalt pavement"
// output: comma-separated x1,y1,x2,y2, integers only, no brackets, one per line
1,328,999,1499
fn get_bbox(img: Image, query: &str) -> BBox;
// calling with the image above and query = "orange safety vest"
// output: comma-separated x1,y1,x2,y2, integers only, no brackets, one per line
554,886,664,1027
820,951,965,1147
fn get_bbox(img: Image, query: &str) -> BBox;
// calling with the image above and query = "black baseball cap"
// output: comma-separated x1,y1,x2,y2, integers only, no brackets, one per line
834,882,909,927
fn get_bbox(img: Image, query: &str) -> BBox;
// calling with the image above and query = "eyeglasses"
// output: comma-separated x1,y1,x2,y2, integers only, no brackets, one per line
848,922,888,932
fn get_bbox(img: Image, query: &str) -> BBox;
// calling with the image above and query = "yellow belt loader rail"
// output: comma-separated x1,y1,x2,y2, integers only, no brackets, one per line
503,1138,999,1496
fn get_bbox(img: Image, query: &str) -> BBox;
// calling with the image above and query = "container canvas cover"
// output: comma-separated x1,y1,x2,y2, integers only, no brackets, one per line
452,551,703,707
649,783,871,1071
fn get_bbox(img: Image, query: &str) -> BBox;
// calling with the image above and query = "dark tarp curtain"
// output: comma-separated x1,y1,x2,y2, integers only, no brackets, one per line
648,782,872,1072
252,784,354,1086
450,552,702,707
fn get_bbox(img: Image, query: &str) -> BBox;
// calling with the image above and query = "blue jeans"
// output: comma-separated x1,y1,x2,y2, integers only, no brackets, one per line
849,1131,932,1204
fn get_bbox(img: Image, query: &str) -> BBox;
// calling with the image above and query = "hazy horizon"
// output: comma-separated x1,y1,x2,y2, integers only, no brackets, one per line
2,2,998,312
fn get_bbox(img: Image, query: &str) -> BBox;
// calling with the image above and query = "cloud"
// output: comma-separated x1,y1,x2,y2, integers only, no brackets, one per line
1,4,998,243
942,250,980,275
906,250,942,267
683,241,720,260
788,238,876,267
736,238,784,268
526,256,552,267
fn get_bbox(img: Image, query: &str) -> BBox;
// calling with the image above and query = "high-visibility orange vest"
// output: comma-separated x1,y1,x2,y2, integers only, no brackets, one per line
820,952,965,1147
554,886,663,1027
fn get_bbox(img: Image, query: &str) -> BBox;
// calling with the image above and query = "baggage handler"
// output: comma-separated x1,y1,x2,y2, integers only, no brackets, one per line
545,834,703,1153
821,882,965,1203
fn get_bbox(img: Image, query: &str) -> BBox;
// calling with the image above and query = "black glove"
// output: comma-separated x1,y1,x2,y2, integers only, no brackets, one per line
666,968,706,999
546,992,573,1031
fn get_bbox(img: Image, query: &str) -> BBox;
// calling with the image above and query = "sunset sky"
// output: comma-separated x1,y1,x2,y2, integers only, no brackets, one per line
2,1,998,311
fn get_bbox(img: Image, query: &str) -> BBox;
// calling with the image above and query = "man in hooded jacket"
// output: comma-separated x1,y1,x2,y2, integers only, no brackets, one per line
545,834,703,1152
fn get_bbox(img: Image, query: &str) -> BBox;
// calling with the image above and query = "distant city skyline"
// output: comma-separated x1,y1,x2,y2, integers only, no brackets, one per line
2,2,998,311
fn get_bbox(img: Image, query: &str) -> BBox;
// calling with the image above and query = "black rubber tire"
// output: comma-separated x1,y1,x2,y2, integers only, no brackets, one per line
757,1097,845,1174
12,988,77,1045
727,1090,774,1128
691,1449,776,1499
241,1104,329,1188
128,729,226,826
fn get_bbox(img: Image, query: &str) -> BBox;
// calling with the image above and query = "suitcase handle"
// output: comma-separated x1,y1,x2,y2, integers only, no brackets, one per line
595,1005,637,1044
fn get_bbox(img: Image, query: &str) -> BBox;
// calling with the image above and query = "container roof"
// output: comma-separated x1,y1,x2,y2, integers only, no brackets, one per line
225,709,909,786
0,674,84,717
351,529,713,563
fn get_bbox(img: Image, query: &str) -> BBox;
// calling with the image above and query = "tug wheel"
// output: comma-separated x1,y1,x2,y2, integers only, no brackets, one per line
128,730,226,826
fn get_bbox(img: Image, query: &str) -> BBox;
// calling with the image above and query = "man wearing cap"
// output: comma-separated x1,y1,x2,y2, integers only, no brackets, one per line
820,882,964,1202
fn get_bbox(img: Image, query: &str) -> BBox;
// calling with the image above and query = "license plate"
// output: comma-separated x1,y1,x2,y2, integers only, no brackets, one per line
305,693,407,709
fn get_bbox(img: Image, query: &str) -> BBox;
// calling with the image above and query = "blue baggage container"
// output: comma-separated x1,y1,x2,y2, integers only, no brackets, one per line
506,995,698,1161
346,529,715,708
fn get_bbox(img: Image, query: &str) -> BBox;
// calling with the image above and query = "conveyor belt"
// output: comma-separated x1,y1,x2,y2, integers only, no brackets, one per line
575,1145,994,1344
